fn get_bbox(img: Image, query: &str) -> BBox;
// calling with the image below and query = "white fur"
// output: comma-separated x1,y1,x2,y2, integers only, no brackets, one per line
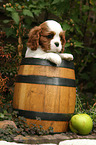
25,20,73,65
46,20,63,53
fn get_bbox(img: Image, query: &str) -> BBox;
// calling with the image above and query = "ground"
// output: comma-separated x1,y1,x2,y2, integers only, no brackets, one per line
14,132,96,144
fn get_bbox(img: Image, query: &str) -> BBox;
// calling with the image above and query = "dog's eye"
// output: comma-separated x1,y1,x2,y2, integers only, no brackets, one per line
47,34,54,39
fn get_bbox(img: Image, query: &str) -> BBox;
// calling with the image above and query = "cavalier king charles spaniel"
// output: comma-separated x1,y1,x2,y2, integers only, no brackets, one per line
25,20,73,65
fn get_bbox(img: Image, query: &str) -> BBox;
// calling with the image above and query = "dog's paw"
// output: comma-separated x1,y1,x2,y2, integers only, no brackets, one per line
60,53,73,61
47,53,62,65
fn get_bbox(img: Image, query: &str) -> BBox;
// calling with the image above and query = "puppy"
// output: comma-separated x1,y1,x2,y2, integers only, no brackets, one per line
25,20,73,65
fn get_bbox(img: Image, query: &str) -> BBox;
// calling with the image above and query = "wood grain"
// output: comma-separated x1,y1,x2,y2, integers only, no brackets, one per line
13,62,76,132
18,65,75,79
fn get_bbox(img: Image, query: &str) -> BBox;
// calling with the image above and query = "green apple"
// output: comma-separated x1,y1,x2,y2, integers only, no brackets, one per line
69,114,93,135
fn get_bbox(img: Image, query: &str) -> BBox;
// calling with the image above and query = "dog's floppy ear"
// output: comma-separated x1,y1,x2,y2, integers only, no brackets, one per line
27,26,41,50
60,31,66,53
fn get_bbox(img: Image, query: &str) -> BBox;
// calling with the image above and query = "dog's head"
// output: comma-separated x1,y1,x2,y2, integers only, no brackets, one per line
27,20,66,53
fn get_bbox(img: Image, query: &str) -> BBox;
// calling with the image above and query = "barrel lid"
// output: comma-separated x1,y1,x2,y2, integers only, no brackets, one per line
21,58,74,69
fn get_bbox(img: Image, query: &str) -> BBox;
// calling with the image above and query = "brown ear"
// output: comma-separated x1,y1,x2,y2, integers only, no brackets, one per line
60,31,66,52
27,26,41,50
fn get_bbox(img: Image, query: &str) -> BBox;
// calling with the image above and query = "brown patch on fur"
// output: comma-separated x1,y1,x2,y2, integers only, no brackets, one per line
39,22,51,51
27,26,41,50
27,22,52,51
59,31,66,52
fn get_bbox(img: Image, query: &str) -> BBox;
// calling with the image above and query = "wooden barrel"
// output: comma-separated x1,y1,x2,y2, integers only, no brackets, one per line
13,58,76,133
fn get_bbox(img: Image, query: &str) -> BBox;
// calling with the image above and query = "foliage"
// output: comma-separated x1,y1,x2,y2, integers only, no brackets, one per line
0,1,96,140
54,0,96,107
0,108,53,142
75,92,96,123
1,0,96,107
3,2,33,38
0,0,96,136
0,110,12,121
0,32,20,106
52,0,96,103
0,125,18,142
2,0,52,38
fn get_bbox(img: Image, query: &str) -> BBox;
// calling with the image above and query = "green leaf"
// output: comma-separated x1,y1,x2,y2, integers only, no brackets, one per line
74,41,83,48
62,23,71,31
6,7,15,12
87,82,94,89
23,9,33,17
74,49,82,54
4,110,8,115
3,20,10,23
52,0,61,4
82,5,90,12
12,12,19,24
65,43,71,48
75,25,83,36
33,9,41,16
5,28,15,37
24,17,32,25
0,113,4,119
80,73,89,80
29,4,36,9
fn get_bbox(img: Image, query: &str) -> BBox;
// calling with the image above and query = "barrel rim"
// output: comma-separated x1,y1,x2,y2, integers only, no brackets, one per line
21,58,74,69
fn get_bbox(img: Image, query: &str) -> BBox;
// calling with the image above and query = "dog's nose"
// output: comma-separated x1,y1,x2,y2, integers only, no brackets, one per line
54,42,59,47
